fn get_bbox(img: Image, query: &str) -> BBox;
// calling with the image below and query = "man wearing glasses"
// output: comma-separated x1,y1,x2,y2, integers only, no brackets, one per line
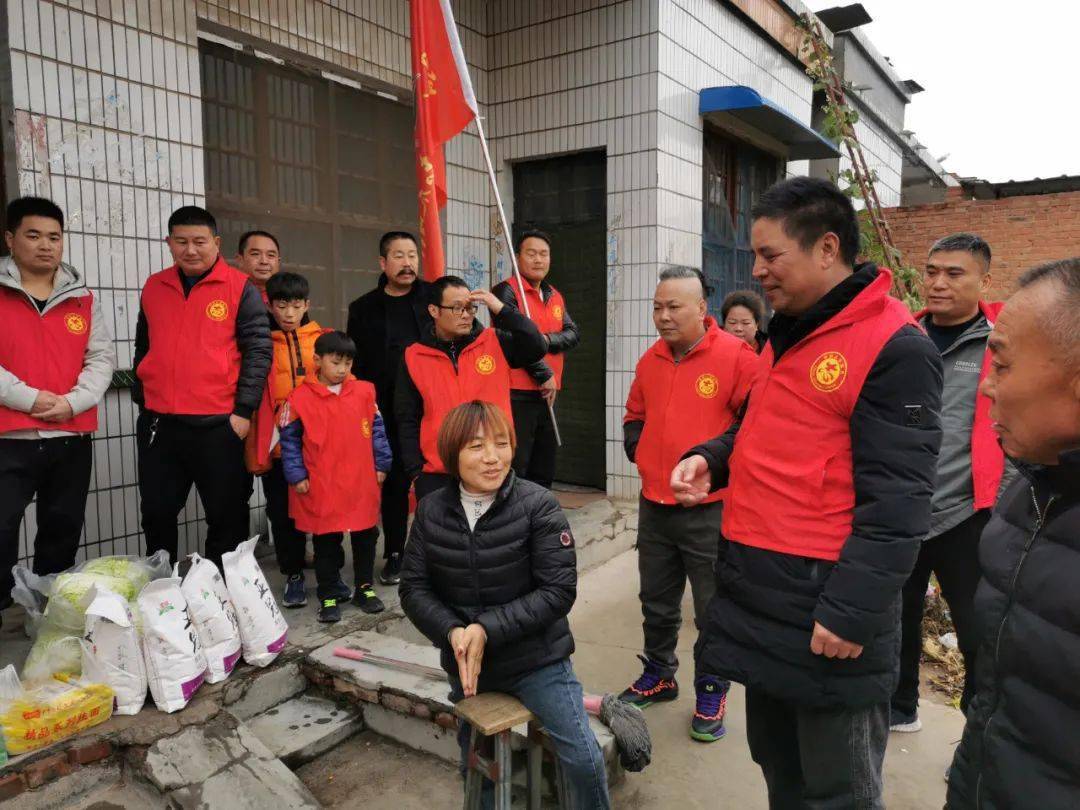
395,275,547,499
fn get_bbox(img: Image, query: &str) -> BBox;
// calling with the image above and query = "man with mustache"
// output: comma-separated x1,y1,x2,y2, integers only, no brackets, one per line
347,232,432,585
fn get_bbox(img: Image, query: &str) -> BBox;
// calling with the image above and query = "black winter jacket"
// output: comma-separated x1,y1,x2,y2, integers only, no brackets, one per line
946,449,1080,810
398,473,577,689
491,278,580,393
689,266,944,708
393,309,548,478
346,275,432,422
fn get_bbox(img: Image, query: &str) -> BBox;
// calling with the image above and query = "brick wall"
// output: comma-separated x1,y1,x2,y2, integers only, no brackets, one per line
885,187,1080,299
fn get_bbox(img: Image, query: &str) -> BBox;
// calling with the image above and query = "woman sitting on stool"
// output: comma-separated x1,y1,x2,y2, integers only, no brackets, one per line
399,400,610,809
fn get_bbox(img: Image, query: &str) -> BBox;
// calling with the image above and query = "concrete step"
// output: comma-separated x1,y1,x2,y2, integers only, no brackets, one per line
246,694,363,768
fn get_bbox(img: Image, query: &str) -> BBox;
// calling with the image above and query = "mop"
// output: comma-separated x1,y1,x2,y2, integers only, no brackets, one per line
333,647,651,771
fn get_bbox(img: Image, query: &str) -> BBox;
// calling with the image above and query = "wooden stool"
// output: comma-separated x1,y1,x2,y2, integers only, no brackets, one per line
455,692,556,809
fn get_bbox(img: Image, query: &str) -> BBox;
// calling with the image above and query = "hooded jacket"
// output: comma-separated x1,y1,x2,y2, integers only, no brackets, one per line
0,256,115,436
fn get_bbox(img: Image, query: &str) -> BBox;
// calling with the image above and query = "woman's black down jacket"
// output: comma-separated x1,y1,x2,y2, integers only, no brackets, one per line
947,449,1080,809
399,473,577,690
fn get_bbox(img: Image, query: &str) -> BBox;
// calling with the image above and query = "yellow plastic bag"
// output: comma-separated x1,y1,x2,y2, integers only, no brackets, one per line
0,667,114,756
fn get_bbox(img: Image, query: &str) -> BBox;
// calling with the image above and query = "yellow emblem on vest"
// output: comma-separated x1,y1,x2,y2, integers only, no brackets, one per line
64,313,87,335
551,303,563,320
361,418,372,438
695,373,719,399
206,299,229,321
475,354,496,375
811,351,848,393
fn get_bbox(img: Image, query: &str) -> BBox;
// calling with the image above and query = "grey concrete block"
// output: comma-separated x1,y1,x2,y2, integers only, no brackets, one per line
143,726,240,792
224,660,308,721
361,702,461,763
247,694,363,768
168,753,320,809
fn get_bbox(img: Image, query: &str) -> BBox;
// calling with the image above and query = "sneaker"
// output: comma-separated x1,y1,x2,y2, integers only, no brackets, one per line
352,585,386,614
329,580,353,604
890,708,922,733
282,574,307,608
618,655,679,708
379,553,403,585
317,598,341,623
690,675,728,742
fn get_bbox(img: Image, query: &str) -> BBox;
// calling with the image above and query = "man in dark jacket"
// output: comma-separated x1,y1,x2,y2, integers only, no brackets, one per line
134,206,271,567
671,177,943,809
394,276,547,499
347,232,431,584
492,229,580,488
947,257,1080,810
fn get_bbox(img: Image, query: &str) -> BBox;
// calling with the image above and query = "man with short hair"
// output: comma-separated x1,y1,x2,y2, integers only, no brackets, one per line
672,177,943,807
619,266,757,743
891,233,1013,733
395,276,547,500
134,206,271,567
235,230,282,303
947,258,1080,809
0,197,115,614
492,229,580,489
347,231,432,584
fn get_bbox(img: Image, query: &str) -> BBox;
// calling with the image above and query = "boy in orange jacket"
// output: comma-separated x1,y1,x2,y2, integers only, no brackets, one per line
279,331,392,623
245,272,326,608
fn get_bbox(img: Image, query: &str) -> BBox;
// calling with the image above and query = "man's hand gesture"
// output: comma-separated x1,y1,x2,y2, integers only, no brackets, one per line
669,455,713,506
810,622,863,660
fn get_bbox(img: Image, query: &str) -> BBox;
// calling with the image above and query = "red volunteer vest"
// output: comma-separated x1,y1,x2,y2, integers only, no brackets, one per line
404,328,513,474
136,257,249,415
0,287,96,434
625,318,757,505
508,281,568,390
285,377,381,535
723,271,915,561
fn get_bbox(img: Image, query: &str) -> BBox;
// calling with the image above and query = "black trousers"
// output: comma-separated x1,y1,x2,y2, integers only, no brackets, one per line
510,395,558,489
746,688,888,810
313,527,378,599
0,436,92,604
137,414,251,569
261,459,306,576
894,509,990,718
415,472,452,501
380,449,410,560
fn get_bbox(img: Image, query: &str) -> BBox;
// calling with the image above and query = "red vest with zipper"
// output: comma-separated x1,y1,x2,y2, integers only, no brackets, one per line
625,318,757,505
723,270,916,561
136,257,248,415
0,287,96,434
508,282,568,390
404,328,513,474
284,377,380,534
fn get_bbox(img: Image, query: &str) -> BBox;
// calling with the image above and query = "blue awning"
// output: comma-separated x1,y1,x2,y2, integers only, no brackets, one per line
699,86,839,160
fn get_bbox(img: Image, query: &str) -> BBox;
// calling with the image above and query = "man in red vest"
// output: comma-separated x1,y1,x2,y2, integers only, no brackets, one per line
395,275,547,499
0,197,115,618
672,177,943,807
134,206,271,567
618,266,757,743
492,229,580,489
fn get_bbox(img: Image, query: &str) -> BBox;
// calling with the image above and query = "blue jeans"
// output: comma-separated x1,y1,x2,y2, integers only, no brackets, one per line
451,658,611,810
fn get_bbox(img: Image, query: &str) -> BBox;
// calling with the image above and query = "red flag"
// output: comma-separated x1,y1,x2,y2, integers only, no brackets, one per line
411,0,478,281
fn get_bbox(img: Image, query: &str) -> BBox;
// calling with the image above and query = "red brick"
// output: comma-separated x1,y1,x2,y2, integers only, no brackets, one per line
435,712,458,730
23,752,72,789
412,703,432,720
380,693,414,715
0,773,27,802
67,740,114,766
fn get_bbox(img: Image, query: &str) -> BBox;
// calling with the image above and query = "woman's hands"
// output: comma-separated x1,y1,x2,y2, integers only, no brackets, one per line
450,623,488,697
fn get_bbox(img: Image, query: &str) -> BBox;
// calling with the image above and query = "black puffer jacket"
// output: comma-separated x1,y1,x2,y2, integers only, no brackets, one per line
947,449,1080,809
399,473,577,689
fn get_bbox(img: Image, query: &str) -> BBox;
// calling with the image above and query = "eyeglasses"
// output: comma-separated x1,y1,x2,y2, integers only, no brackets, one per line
436,303,478,316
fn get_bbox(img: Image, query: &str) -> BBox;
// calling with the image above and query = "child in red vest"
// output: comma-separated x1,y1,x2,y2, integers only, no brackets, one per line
279,331,392,623
245,271,326,609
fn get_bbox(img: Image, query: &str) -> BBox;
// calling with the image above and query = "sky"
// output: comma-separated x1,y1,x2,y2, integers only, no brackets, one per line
808,0,1079,182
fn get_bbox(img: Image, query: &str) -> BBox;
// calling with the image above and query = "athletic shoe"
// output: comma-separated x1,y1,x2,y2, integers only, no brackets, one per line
618,655,679,708
329,580,353,604
890,708,922,733
282,574,307,608
690,675,728,742
379,553,403,585
317,598,341,623
352,585,386,614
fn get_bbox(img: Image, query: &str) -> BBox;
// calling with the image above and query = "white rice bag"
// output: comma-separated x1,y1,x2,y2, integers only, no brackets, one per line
178,555,242,684
221,537,288,667
137,578,207,713
80,585,147,715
